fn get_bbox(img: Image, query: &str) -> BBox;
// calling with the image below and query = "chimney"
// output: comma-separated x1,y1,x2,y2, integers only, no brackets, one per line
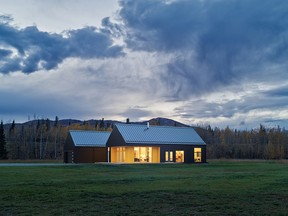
147,122,149,128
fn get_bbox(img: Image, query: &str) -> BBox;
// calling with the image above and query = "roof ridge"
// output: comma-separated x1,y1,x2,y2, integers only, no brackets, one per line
70,130,111,133
115,123,191,129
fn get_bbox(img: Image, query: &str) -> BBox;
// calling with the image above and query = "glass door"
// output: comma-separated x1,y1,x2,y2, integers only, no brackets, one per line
165,151,173,162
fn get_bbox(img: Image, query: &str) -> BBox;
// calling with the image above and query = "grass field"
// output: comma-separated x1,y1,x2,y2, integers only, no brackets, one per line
0,161,287,215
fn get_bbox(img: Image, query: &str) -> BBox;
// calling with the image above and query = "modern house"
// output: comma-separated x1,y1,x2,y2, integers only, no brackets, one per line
106,123,206,163
64,130,110,163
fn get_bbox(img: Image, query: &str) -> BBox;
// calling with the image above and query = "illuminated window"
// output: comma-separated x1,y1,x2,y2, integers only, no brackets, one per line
176,151,184,162
134,147,152,162
116,147,125,162
194,148,202,162
165,151,173,162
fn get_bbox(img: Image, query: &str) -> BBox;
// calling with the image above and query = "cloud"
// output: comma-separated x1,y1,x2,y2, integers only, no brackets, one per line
118,0,203,51
264,85,288,97
171,82,288,128
0,16,124,73
117,0,288,98
0,49,12,57
121,107,153,120
0,52,166,123
1,0,288,129
0,0,119,33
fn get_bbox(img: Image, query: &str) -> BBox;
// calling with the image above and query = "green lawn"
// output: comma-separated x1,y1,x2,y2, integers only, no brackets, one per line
0,161,287,216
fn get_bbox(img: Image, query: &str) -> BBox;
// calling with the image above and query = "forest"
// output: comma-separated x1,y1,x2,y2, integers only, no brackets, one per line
0,117,112,160
0,117,287,160
195,125,288,160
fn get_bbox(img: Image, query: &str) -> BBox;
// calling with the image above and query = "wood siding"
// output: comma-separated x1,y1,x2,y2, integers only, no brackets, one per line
74,147,107,163
64,133,107,163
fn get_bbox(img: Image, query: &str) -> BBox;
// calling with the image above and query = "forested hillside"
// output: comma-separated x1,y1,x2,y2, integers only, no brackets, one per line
1,117,287,160
2,117,115,160
195,125,288,159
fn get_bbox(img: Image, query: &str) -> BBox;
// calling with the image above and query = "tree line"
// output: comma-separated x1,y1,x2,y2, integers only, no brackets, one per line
195,125,288,159
0,117,112,160
0,118,287,160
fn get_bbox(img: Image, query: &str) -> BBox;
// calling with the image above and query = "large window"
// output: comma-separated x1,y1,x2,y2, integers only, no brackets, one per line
194,148,202,162
134,147,152,162
116,147,125,162
176,151,184,162
111,146,159,163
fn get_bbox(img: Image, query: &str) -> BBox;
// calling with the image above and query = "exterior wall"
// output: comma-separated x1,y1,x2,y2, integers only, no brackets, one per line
74,147,107,163
159,145,206,163
106,127,126,147
64,151,73,163
159,145,190,163
201,145,207,163
64,133,75,163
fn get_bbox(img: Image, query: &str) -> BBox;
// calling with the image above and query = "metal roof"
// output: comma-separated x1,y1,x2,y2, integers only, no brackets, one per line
69,130,110,147
115,124,206,145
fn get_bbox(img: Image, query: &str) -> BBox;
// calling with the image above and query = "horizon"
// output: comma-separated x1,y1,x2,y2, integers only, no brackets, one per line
2,116,286,131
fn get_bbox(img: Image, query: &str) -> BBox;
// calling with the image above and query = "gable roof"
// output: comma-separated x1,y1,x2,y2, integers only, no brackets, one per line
114,124,205,145
69,130,110,147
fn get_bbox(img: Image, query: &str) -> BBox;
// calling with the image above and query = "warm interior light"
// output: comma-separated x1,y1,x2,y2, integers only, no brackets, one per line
134,147,152,162
194,148,202,162
176,151,184,162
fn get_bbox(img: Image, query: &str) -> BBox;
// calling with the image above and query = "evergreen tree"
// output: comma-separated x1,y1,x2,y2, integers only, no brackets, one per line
95,120,99,130
0,121,8,159
54,116,59,127
100,118,105,130
8,120,16,159
9,120,15,134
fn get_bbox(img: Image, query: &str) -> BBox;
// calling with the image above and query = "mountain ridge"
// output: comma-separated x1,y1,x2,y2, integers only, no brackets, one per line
3,117,189,129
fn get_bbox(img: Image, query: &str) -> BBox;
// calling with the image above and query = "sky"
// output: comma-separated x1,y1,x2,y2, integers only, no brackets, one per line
0,0,288,129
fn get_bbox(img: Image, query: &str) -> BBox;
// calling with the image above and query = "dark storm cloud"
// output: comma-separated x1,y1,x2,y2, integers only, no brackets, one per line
0,16,123,73
118,0,288,98
0,49,12,57
119,0,203,51
101,17,123,38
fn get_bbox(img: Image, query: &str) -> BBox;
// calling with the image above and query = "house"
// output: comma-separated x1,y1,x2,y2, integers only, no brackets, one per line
106,123,206,163
64,130,110,163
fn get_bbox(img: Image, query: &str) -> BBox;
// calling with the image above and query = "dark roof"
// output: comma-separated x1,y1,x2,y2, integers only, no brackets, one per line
69,130,110,147
115,124,206,145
